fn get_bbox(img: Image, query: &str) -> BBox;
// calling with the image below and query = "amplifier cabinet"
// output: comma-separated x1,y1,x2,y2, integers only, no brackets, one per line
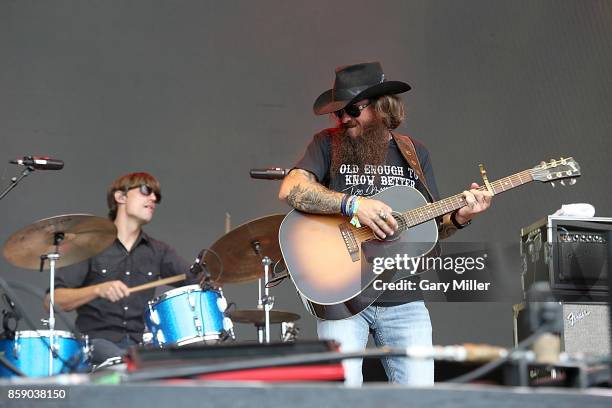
520,216,611,301
513,302,610,357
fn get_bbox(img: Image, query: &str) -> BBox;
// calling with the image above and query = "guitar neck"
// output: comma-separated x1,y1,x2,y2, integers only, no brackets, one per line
401,169,534,228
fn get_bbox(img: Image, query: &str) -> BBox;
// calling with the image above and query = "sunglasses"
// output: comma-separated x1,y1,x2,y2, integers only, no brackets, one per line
126,184,162,203
333,102,371,119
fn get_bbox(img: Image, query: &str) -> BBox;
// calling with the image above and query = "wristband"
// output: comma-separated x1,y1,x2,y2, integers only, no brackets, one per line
350,198,361,228
340,194,350,216
450,209,471,229
346,195,357,217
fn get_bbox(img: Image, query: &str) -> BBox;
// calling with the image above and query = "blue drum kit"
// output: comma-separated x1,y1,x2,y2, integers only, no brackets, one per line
1,213,300,378
0,330,90,377
144,284,231,347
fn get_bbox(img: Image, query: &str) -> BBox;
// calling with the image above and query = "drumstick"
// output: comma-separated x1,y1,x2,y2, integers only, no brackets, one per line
128,273,187,294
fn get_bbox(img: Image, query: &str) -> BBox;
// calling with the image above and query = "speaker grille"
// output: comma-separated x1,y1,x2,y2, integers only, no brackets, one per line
562,303,610,356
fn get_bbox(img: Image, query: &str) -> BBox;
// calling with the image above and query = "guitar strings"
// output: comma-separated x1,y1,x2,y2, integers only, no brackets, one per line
350,165,574,240
348,168,541,241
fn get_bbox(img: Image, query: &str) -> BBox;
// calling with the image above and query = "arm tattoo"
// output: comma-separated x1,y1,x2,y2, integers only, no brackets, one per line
293,169,315,182
285,170,342,214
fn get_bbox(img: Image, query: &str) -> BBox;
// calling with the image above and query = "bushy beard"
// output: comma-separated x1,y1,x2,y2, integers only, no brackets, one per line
330,119,389,179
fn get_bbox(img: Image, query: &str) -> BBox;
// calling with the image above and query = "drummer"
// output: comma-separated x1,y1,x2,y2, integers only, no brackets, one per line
44,172,199,364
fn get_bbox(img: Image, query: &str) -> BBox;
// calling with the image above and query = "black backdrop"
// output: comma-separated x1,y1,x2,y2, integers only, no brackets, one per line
1,0,611,346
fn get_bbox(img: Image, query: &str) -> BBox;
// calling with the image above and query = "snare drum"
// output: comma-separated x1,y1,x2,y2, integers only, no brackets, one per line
144,285,232,347
0,330,91,377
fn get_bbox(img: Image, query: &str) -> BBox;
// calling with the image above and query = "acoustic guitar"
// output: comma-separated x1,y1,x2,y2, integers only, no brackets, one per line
279,158,581,320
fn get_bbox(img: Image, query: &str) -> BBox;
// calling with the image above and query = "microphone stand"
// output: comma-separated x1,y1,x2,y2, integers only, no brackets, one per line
0,166,34,201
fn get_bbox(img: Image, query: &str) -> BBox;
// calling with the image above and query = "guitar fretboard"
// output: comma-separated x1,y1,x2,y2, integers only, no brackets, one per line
398,169,534,230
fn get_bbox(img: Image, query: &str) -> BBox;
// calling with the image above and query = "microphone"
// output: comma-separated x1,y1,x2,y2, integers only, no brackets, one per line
250,168,291,180
10,156,64,170
189,248,206,277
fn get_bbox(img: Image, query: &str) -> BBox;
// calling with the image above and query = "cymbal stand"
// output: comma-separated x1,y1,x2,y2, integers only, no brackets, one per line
39,232,64,376
252,241,274,343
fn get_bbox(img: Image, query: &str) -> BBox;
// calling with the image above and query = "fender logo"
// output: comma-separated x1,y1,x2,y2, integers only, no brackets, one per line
566,310,591,328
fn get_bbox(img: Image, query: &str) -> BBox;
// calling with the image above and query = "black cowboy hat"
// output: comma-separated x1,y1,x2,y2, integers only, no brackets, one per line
313,62,411,115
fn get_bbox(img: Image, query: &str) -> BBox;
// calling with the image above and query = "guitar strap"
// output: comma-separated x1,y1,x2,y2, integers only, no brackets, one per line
391,132,434,202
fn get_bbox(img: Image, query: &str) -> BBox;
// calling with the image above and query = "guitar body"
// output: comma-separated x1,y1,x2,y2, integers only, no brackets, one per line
279,185,439,320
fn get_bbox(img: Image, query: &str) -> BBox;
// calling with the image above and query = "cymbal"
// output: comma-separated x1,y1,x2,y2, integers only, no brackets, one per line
204,214,285,284
229,309,301,325
3,214,117,270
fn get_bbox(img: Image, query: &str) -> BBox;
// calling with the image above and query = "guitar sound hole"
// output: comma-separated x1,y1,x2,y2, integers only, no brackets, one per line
380,212,404,242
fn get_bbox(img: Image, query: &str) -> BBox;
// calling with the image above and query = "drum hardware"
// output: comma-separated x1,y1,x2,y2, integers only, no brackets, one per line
144,285,231,347
193,315,203,336
82,334,91,362
281,322,299,343
142,330,154,345
266,259,289,288
147,303,160,325
228,308,301,342
203,214,285,284
229,309,301,325
3,214,116,376
188,290,196,310
202,214,287,343
1,293,21,339
256,253,275,344
91,356,125,373
12,333,20,357
0,330,90,377
156,330,166,345
3,214,117,270
41,248,60,376
218,288,235,340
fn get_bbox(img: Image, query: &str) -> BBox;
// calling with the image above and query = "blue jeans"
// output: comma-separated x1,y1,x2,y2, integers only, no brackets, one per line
317,301,433,386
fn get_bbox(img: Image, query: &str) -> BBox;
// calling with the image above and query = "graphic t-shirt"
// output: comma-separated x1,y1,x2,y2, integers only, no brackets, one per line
294,129,441,304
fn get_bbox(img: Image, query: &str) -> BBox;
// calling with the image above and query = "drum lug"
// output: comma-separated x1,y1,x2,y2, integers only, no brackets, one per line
156,329,166,345
223,318,235,340
52,336,60,353
217,297,227,313
193,315,202,335
13,332,20,358
187,291,196,310
148,302,160,325
82,334,92,362
142,331,154,345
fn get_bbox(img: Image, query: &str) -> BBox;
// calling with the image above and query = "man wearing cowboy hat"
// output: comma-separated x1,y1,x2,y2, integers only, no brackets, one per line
279,62,492,386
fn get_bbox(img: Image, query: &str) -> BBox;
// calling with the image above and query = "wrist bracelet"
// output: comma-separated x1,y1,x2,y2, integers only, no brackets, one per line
340,194,349,216
346,195,357,217
451,210,471,229
350,197,362,228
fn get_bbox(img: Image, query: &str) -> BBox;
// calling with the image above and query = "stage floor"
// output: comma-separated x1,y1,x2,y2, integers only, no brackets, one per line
0,380,611,408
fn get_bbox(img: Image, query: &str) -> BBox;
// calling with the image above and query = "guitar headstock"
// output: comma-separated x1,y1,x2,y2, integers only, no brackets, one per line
531,157,581,186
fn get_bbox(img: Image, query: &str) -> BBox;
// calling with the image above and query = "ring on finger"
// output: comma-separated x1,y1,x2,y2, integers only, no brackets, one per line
379,211,387,221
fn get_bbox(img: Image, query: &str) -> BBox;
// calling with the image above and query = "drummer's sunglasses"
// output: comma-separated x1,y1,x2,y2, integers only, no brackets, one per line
126,184,162,203
333,101,371,119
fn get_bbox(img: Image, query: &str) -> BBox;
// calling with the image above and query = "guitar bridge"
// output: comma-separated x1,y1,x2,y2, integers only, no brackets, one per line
339,223,360,262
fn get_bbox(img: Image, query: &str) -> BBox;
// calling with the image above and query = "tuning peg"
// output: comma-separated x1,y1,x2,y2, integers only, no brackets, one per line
560,180,566,186
569,178,577,185
550,182,555,188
